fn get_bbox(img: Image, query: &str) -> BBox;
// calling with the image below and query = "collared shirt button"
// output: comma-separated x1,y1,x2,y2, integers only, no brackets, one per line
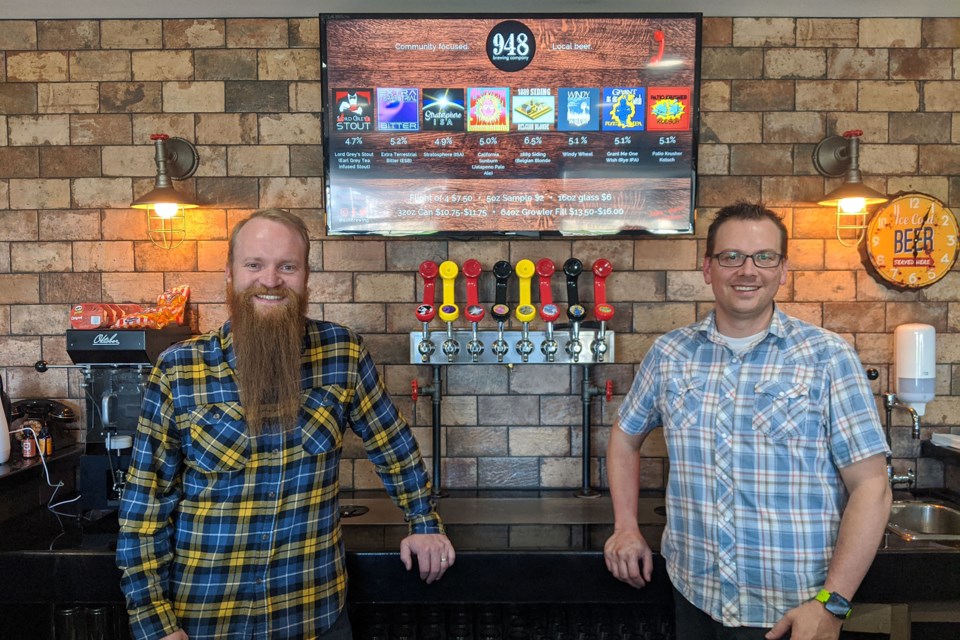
261,534,269,541
255,577,263,585
268,491,276,498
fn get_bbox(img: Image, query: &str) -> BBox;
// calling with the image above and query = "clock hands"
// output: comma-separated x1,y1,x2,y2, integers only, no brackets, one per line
912,203,935,258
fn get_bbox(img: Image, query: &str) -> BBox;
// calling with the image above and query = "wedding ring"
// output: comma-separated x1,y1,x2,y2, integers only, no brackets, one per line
440,557,448,563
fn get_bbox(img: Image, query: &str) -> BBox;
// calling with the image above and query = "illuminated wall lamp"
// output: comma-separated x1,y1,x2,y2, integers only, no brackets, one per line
812,129,888,248
131,134,200,249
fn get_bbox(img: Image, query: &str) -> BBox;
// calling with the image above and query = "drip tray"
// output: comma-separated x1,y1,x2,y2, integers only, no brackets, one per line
339,496,665,526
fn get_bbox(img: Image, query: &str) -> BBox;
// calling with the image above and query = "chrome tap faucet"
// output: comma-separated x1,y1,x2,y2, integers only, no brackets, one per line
882,391,918,488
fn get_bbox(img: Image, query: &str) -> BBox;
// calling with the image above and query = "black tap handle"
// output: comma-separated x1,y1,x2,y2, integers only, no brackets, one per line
491,260,513,323
563,258,585,321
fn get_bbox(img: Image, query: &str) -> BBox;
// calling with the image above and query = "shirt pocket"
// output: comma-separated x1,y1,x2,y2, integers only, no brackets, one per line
663,377,703,432
752,380,810,441
184,403,250,474
300,386,347,455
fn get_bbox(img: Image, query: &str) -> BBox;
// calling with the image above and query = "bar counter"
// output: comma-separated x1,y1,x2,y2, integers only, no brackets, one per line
1,491,958,635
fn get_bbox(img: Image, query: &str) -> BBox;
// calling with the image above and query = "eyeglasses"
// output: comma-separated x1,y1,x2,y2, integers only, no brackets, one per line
711,250,783,269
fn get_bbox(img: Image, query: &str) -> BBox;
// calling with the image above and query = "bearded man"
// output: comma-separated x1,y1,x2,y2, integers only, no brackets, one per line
117,208,454,640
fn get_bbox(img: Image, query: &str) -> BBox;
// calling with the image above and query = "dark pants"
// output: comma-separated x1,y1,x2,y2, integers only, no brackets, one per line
318,608,353,640
673,588,864,640
674,588,778,640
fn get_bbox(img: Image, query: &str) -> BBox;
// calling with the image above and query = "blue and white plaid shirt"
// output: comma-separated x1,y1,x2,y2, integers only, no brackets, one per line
619,308,888,627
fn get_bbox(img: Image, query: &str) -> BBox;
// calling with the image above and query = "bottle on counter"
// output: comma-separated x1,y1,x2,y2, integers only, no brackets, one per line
38,423,53,457
20,418,41,459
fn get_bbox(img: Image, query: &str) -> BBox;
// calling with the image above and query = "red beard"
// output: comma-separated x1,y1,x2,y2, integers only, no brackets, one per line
227,285,307,435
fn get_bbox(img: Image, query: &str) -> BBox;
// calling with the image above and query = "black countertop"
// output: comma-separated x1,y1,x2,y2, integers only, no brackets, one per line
1,491,958,606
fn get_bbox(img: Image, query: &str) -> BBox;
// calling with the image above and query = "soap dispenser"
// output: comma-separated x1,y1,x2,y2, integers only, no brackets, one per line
894,323,936,416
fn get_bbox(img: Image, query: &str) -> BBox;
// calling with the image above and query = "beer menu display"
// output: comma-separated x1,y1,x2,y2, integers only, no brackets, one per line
321,15,701,236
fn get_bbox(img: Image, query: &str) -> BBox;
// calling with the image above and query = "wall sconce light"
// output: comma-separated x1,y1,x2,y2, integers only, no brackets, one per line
813,129,888,247
131,134,200,249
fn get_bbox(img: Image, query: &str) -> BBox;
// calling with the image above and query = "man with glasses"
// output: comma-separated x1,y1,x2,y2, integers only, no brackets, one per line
604,202,891,640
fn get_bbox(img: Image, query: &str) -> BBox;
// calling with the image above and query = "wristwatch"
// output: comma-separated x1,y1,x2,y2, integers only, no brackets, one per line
814,589,853,619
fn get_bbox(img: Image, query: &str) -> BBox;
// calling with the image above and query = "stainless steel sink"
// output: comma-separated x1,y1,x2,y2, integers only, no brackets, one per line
887,501,960,541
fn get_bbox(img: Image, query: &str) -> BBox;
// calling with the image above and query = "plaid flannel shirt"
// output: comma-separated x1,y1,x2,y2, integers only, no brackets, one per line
618,308,888,627
117,320,442,640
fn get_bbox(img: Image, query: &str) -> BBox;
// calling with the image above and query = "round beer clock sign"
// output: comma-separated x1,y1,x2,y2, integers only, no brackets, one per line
865,193,959,289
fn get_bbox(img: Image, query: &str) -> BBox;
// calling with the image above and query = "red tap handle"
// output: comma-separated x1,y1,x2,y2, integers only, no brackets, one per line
462,258,485,323
416,260,438,323
536,259,560,323
592,258,614,322
605,380,613,402
650,30,665,64
411,380,419,402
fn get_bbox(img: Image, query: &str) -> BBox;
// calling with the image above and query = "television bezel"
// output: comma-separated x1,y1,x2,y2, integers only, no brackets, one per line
320,12,703,238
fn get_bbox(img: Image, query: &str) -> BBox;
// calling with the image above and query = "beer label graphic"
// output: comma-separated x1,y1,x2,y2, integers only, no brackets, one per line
334,89,374,133
377,87,420,131
647,87,692,130
422,88,465,131
557,88,600,131
602,87,645,131
512,88,554,131
467,87,510,132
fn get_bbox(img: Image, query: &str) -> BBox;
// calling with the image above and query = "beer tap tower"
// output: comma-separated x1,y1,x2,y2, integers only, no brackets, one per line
409,257,616,496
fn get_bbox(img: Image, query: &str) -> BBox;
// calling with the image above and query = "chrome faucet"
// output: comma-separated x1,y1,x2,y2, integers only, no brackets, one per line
882,391,918,488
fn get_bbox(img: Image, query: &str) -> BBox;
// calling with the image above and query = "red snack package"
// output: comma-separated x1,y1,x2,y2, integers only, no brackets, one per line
109,303,145,322
114,308,165,329
70,303,109,329
112,286,189,330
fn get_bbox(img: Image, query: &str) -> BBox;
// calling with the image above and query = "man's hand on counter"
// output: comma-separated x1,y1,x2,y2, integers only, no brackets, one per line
604,528,653,589
400,533,456,583
765,598,843,640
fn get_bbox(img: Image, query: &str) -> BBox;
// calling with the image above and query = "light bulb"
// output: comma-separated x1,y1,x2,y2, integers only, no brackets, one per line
154,202,180,219
838,197,866,214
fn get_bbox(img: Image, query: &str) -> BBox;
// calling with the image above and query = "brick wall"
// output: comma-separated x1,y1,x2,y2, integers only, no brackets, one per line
1,16,959,493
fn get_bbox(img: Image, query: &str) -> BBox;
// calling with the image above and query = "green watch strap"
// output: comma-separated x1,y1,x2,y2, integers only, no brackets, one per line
815,589,853,619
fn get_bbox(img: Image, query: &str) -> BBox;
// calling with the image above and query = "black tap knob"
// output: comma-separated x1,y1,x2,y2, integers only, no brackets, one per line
563,258,585,321
865,368,879,380
491,260,513,323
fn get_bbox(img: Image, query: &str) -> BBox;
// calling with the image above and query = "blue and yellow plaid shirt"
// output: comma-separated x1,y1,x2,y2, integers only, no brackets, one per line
117,320,442,640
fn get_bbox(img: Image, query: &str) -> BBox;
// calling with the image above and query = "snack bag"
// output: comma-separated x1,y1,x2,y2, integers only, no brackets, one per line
70,302,145,329
112,285,190,329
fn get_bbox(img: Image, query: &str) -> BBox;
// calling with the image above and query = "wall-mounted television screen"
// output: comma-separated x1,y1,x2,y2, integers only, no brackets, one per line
321,14,701,236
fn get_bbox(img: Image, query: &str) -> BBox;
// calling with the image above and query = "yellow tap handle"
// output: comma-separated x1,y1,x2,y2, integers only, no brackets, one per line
438,260,459,322
514,259,536,323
